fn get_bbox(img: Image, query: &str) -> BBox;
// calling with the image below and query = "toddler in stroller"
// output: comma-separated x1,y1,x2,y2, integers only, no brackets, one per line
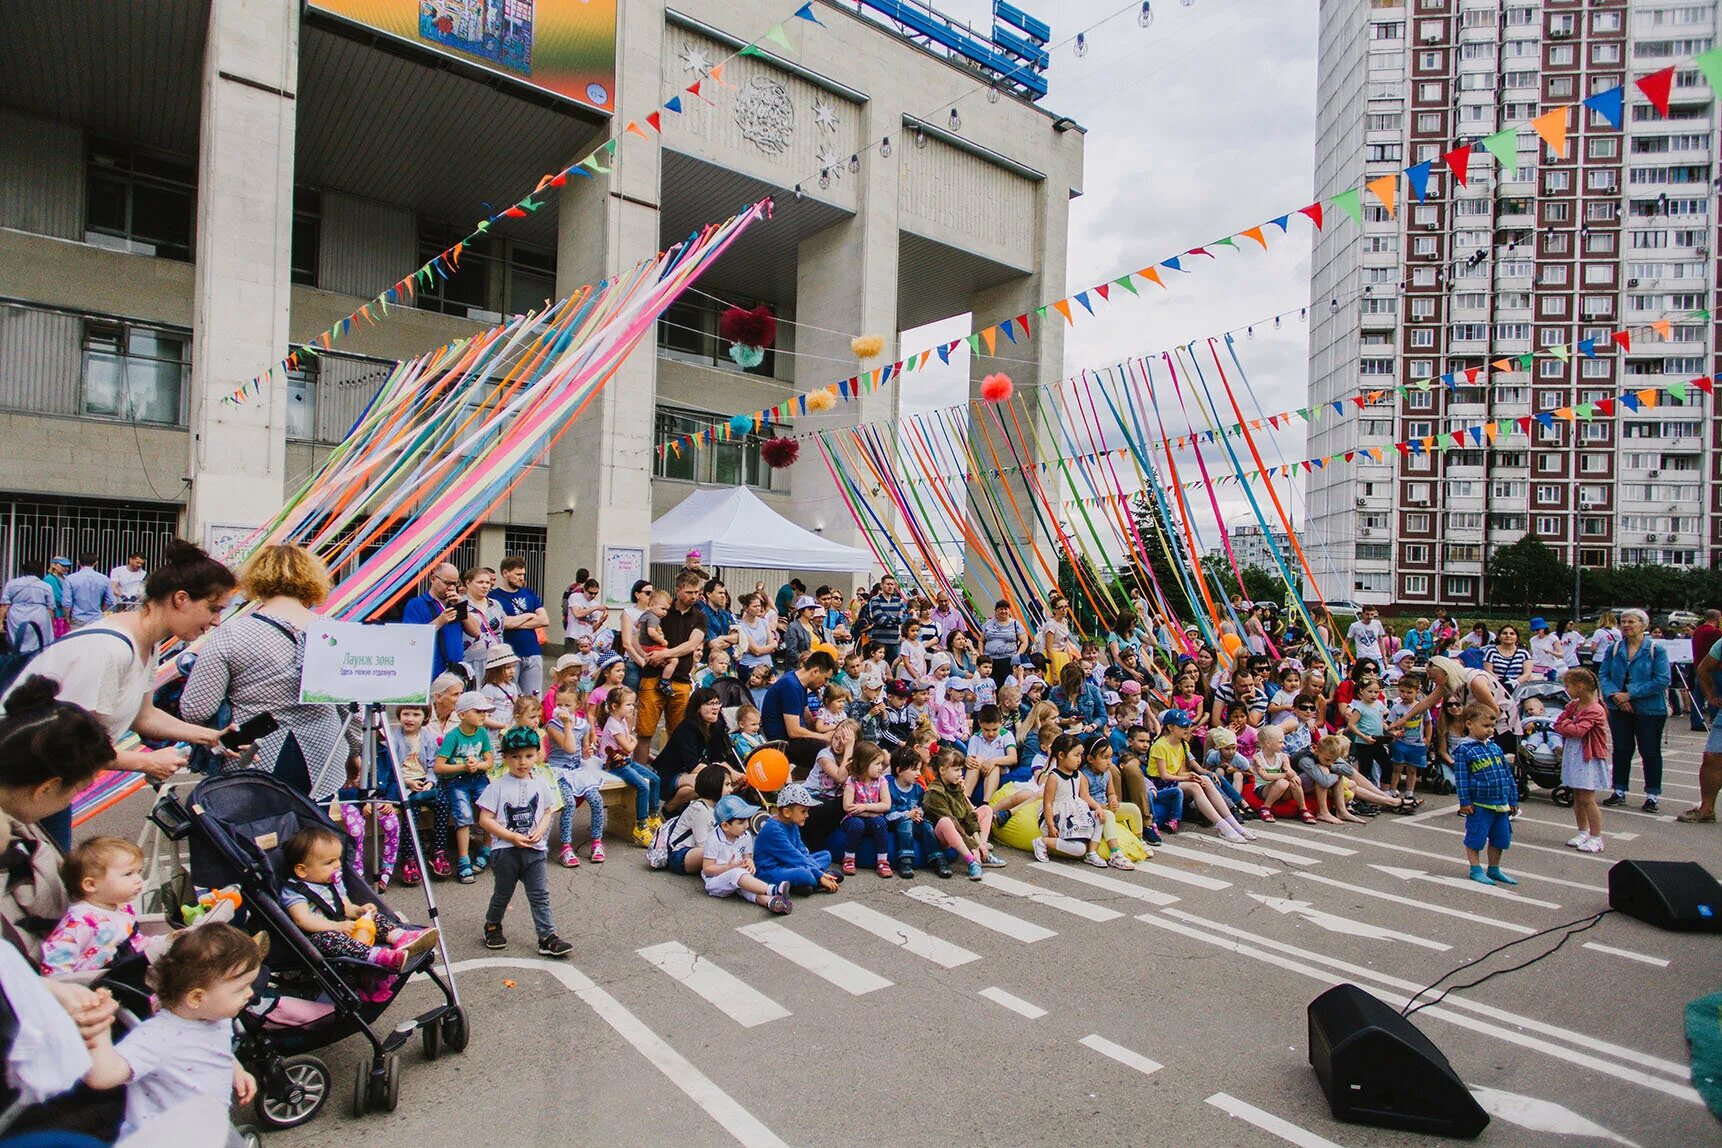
1510,686,1572,806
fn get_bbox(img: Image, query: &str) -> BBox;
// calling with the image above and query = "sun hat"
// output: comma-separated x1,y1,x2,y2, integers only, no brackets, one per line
946,677,973,693
1022,675,1047,691
859,673,885,691
484,646,520,670
1102,690,1122,706
554,653,585,673
775,783,821,809
714,795,760,823
1529,616,1549,632
1119,680,1142,696
455,692,496,715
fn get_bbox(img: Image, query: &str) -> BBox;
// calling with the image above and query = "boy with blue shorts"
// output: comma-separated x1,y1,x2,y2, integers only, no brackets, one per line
1453,701,1518,886
1387,675,1427,802
435,692,497,884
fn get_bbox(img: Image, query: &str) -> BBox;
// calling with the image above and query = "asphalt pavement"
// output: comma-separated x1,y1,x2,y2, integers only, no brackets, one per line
111,729,1722,1146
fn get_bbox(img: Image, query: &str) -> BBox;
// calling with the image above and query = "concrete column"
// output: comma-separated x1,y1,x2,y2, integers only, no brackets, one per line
964,161,1075,618
790,99,901,594
543,3,664,642
184,0,298,544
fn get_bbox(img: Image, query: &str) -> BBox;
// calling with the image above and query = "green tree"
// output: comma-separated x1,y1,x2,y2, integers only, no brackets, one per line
1121,492,1197,621
1487,536,1571,611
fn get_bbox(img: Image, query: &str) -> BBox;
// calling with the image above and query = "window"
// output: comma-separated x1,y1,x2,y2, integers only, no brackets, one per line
1489,513,1526,531
1579,454,1609,474
1446,512,1482,531
1410,298,1437,320
284,363,315,441
1548,76,1576,98
1406,388,1434,411
1366,112,1404,131
1593,42,1622,64
81,319,189,425
1581,358,1612,378
1539,359,1566,379
1544,202,1572,222
413,223,556,322
1356,572,1392,594
1548,44,1575,66
1418,82,1444,101
83,139,195,262
1444,544,1483,563
1404,575,1430,596
1539,296,1569,317
1410,328,1434,347
1406,482,1432,504
1534,484,1561,505
1415,112,1443,133
1535,516,1562,536
653,405,786,490
1591,11,1621,33
1403,544,1431,564
1366,143,1404,163
1406,513,1431,533
1589,138,1621,161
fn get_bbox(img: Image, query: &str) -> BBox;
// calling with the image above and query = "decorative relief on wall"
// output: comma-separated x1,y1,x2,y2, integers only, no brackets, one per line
735,77,795,155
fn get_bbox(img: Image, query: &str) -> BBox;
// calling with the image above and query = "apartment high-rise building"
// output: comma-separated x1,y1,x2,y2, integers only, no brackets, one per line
1307,0,1720,609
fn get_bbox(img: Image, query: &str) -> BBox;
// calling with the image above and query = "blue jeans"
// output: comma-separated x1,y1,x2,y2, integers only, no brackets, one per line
890,817,940,861
485,847,555,939
1608,709,1666,797
1149,785,1183,825
441,774,488,828
623,660,643,694
841,814,889,858
558,776,605,844
609,760,659,822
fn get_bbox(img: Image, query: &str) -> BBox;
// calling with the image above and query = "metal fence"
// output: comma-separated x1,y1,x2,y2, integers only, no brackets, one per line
0,494,182,581
504,526,546,594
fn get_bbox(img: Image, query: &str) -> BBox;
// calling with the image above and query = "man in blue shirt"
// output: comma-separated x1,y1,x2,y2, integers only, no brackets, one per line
402,562,467,683
762,649,838,772
64,553,116,627
491,555,548,697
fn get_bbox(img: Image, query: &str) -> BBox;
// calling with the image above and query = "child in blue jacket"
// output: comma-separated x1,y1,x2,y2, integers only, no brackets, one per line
885,753,942,878
1453,702,1520,886
754,784,842,893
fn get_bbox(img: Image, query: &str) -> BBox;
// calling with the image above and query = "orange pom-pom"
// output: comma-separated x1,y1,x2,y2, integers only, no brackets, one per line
981,373,1014,402
851,334,884,360
806,388,837,412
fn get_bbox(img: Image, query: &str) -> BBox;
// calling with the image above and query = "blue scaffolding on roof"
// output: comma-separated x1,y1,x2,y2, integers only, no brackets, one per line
849,0,1052,100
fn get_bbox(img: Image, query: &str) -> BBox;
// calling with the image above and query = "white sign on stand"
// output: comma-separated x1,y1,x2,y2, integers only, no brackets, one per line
299,621,434,705
602,544,645,609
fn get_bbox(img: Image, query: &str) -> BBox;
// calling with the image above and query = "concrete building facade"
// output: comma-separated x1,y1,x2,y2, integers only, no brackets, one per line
1307,0,1720,609
0,0,1081,635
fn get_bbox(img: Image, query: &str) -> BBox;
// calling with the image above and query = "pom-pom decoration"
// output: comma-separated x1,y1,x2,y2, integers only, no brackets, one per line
728,413,754,436
980,372,1014,403
805,388,837,412
760,437,800,469
850,334,884,360
728,344,766,368
719,305,777,349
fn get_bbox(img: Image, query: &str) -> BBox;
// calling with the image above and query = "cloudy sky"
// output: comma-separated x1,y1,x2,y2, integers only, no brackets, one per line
893,0,1322,557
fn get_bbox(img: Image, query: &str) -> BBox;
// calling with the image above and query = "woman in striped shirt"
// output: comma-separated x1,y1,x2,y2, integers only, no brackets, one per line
1483,624,1535,689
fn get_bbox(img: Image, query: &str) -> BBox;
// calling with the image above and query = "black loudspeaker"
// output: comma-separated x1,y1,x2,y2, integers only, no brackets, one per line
1307,983,1489,1139
1608,859,1722,932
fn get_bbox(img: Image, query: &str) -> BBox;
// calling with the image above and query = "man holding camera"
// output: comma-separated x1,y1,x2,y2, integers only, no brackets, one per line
403,562,470,683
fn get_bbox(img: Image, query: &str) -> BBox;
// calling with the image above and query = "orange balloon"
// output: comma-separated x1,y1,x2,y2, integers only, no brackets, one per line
744,747,791,792
1221,633,1244,657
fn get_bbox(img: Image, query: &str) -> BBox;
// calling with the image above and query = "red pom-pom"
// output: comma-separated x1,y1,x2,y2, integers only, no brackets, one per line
760,437,800,469
719,305,777,349
981,372,1014,403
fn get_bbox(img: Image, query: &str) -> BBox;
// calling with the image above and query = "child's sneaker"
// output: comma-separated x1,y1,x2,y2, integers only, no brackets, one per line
456,857,476,884
375,871,391,893
980,852,1007,868
373,946,410,972
966,859,984,880
560,844,580,868
896,855,916,879
1578,836,1604,853
1163,819,1180,834
932,855,953,879
399,857,422,887
589,840,606,863
429,851,452,880
483,922,506,949
1082,851,1107,868
1468,865,1495,885
656,678,673,697
1565,831,1591,848
1107,853,1136,871
766,891,794,914
645,813,664,832
840,855,857,876
875,858,894,878
1142,824,1164,846
537,934,573,958
631,824,654,848
471,847,491,873
391,928,439,956
1486,867,1517,885
1031,839,1049,863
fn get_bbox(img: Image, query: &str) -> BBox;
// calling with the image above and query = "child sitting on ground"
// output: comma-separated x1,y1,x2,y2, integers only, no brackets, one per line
637,588,677,695
282,825,437,972
389,702,443,887
1453,702,1519,886
434,691,497,883
931,678,973,742
730,705,766,763
663,764,732,877
923,746,1007,879
703,794,794,913
545,680,606,867
1203,726,1251,807
42,837,147,975
1076,737,1139,870
1249,724,1311,823
754,782,842,892
841,741,895,878
885,752,939,878
1031,735,1114,867
478,727,572,957
964,704,1018,802
1148,711,1254,841
83,925,265,1136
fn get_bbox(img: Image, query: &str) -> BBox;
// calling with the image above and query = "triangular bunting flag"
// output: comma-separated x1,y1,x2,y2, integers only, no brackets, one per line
1162,256,1183,273
981,326,997,356
1298,202,1324,230
1483,423,1498,442
1140,267,1165,289
1550,345,1570,363
1596,398,1615,416
765,23,795,51
1575,403,1594,420
999,319,1016,344
1611,331,1631,351
1577,338,1596,358
1469,426,1483,444
1530,106,1570,157
1405,161,1432,203
1619,392,1640,412
1637,388,1658,408
625,120,647,138
708,62,729,87
966,333,981,355
1115,275,1139,295
1636,66,1675,115
1330,187,1364,226
1669,381,1689,403
1015,313,1031,337
664,96,683,114
1464,367,1481,384
1053,299,1073,324
1074,291,1093,315
1696,47,1722,99
1441,144,1473,187
1535,412,1555,429
1237,226,1265,250
1651,319,1672,339
1269,214,1290,232
936,344,951,365
646,111,662,132
1516,353,1535,369
1694,376,1715,395
1189,246,1212,258
1480,127,1518,170
1491,358,1514,372
1583,85,1624,129
1555,407,1575,422
793,2,825,24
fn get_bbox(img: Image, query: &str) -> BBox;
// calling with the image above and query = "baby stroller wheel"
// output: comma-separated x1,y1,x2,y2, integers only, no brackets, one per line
1552,785,1574,808
255,1054,331,1130
422,1018,441,1060
442,1004,471,1053
373,1055,401,1113
352,1059,370,1118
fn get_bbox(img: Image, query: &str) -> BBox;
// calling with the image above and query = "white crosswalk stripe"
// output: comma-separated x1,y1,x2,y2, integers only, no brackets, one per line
979,873,1124,920
1215,838,1324,866
1243,827,1358,856
1028,861,1181,905
822,902,980,968
1130,856,1234,891
637,941,790,1028
1205,1093,1347,1147
1080,1034,1163,1076
978,986,1047,1018
1153,840,1280,876
902,885,1058,942
736,922,894,995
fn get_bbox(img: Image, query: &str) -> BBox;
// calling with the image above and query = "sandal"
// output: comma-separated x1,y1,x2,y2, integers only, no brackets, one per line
1299,810,1317,824
1675,807,1716,824
1258,809,1277,823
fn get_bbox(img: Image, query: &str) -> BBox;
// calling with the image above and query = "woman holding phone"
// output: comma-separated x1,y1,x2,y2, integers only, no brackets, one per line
182,544,361,801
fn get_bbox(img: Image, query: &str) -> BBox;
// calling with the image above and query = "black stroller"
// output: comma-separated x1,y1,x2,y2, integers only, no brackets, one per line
149,770,467,1129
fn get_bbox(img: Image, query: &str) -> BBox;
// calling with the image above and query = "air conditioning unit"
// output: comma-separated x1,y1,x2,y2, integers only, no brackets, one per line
1550,27,1571,38
1356,497,1368,508
1649,468,1661,478
1628,278,1640,287
1361,527,1374,537
1646,533,1659,543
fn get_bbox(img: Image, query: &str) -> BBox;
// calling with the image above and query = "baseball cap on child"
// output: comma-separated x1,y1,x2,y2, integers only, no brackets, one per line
887,680,912,699
1160,708,1193,728
500,727,541,753
775,783,821,809
946,677,973,694
714,795,760,823
859,673,885,692
455,692,496,715
1102,690,1122,706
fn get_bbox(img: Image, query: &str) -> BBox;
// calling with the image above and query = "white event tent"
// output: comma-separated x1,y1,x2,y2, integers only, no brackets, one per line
648,485,872,573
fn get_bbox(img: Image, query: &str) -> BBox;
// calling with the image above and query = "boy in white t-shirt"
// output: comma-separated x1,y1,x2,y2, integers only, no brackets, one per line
702,795,793,913
477,728,572,957
963,704,1018,801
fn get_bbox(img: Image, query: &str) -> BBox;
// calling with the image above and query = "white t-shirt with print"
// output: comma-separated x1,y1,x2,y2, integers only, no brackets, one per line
477,771,557,851
1347,619,1385,664
116,1010,235,1135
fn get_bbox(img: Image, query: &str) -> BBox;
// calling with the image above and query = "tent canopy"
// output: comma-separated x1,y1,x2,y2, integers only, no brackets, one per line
649,486,871,573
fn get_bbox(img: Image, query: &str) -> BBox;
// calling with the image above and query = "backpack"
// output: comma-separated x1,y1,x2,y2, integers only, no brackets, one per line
645,810,682,871
0,625,130,699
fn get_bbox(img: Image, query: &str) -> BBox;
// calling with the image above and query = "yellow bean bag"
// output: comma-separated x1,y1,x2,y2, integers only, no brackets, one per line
987,785,1149,862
